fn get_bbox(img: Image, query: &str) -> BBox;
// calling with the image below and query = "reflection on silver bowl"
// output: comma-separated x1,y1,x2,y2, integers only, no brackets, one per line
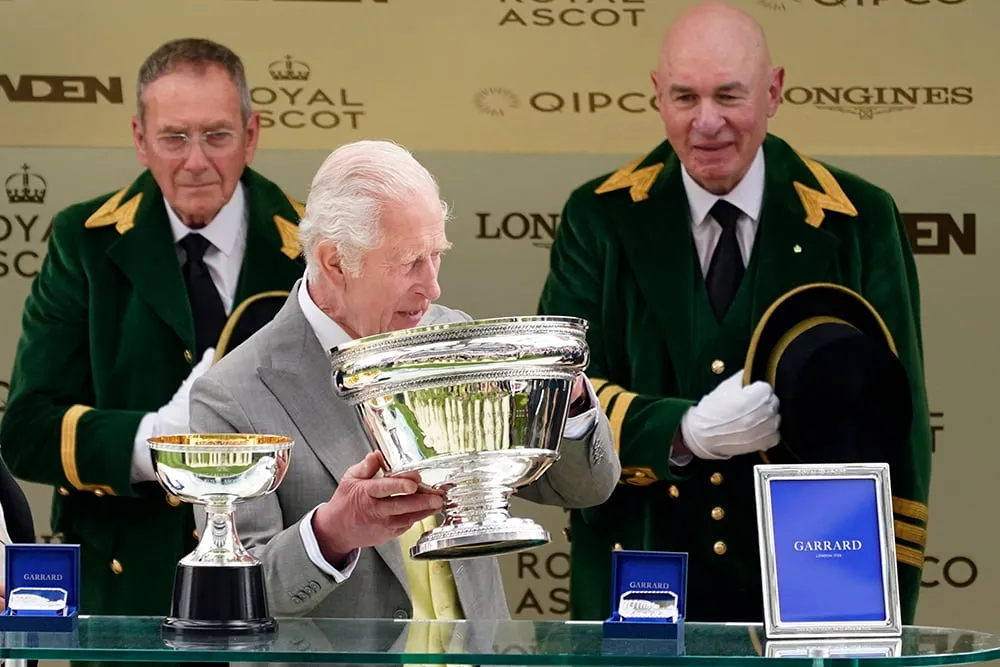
148,434,293,566
329,316,589,560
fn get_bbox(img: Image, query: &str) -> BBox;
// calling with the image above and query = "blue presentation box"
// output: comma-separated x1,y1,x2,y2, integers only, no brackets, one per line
0,543,80,632
603,549,687,643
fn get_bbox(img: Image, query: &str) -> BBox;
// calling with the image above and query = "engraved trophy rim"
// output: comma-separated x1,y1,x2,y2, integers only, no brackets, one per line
328,315,589,406
148,433,294,454
328,314,588,359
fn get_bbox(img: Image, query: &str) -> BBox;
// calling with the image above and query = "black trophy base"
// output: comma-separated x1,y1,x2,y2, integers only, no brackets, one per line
162,562,276,636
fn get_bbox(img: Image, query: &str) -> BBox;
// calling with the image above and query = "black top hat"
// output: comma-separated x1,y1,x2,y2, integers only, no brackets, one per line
743,283,912,466
214,290,290,362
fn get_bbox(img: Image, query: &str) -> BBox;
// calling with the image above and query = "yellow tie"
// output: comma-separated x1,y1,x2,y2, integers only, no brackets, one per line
399,517,463,664
399,516,464,667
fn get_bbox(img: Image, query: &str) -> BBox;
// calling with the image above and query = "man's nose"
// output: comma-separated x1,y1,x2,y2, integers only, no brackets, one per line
692,101,725,135
182,141,211,171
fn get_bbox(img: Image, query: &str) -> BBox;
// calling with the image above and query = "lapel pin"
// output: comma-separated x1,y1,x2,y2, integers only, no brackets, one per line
793,244,803,254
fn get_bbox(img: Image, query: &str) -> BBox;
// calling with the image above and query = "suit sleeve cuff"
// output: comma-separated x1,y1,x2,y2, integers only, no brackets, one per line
298,506,359,582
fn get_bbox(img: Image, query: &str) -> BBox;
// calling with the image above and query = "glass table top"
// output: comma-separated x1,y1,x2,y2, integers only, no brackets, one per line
0,617,997,665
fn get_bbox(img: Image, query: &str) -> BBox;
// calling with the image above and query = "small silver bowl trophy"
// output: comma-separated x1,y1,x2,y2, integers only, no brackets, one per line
329,315,589,560
147,434,293,635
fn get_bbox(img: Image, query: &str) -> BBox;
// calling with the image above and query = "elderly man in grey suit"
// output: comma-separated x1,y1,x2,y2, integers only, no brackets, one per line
188,139,619,633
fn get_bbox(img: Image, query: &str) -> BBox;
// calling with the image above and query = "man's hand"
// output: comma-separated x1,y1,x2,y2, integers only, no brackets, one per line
680,370,780,460
311,452,444,567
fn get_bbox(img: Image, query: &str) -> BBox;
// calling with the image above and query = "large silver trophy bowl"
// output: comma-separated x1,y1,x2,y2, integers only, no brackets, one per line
147,434,293,635
328,315,589,561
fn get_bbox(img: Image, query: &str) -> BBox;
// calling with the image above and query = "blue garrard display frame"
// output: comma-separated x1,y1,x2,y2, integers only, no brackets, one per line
754,463,902,640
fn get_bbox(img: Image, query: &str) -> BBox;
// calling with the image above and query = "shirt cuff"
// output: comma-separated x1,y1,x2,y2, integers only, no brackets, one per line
298,506,360,582
563,376,600,440
131,413,159,485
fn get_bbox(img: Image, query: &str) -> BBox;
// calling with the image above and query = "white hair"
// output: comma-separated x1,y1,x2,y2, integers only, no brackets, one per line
298,139,450,278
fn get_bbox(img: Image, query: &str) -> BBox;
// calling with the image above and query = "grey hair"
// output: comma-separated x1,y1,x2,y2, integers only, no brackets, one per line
136,38,252,126
299,140,450,278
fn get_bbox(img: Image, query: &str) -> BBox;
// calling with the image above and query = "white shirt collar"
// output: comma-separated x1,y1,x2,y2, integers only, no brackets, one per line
297,274,352,354
166,183,247,256
681,145,765,226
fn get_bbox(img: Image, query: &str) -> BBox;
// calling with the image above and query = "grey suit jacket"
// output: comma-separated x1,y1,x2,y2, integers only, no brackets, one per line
189,285,619,623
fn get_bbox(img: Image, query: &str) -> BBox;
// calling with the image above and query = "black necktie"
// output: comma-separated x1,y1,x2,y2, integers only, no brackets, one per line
705,199,745,323
179,233,226,359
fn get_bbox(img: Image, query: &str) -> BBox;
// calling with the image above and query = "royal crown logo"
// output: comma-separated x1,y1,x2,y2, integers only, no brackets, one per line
5,164,47,205
268,56,311,82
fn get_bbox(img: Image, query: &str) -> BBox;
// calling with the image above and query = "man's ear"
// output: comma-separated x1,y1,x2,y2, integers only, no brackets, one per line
315,240,347,289
132,116,149,168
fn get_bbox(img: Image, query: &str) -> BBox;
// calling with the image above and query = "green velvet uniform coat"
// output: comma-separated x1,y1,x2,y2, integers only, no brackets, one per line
0,167,306,618
538,134,931,624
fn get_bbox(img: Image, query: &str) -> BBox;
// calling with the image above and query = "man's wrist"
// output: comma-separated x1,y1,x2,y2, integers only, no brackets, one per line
311,503,351,568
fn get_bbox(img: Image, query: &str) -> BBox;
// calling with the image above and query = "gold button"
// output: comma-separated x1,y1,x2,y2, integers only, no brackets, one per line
793,244,803,254
711,360,725,375
710,472,724,486
613,543,623,551
93,489,105,497
184,349,193,363
193,529,199,539
166,494,181,507
713,541,727,555
562,527,572,542
712,507,725,520
58,487,69,496
668,485,680,498
110,559,123,574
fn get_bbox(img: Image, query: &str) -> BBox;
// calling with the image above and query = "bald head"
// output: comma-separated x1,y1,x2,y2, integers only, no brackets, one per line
650,0,784,194
659,1,772,79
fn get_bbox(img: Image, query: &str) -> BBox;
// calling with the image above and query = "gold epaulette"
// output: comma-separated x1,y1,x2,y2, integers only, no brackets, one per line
83,186,143,235
273,190,304,260
792,152,858,228
594,152,664,203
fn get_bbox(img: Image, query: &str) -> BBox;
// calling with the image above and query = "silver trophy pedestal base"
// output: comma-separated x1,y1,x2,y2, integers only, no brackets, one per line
409,517,550,560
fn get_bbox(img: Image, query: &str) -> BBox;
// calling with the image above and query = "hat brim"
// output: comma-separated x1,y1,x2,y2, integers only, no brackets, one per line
744,283,898,387
214,290,290,362
743,283,910,465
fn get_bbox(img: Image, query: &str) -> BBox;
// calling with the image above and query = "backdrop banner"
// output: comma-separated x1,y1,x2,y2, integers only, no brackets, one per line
0,0,997,155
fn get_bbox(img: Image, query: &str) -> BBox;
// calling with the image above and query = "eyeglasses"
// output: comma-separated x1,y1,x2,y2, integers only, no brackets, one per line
152,130,239,157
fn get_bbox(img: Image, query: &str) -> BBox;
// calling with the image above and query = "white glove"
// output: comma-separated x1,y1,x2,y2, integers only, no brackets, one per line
680,371,780,461
131,348,216,483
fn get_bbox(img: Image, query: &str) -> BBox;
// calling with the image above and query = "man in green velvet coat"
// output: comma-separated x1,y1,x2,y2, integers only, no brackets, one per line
538,1,931,624
0,38,305,622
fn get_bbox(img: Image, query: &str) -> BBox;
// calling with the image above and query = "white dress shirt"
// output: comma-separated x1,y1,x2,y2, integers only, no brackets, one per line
166,183,249,316
295,275,600,582
672,148,765,467
682,146,765,276
130,185,250,484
